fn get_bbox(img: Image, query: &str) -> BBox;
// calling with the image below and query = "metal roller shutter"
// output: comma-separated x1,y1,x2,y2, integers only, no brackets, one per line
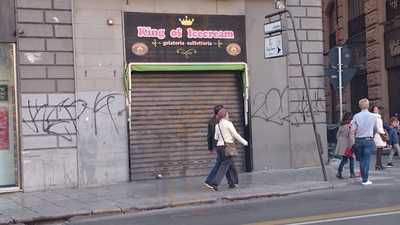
130,72,246,180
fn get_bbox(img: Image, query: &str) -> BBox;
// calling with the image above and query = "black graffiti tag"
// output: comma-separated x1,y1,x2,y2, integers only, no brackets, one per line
22,92,125,141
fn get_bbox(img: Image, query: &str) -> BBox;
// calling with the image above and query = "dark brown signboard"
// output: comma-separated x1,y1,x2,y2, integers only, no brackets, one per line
385,24,400,69
0,0,16,42
124,12,246,62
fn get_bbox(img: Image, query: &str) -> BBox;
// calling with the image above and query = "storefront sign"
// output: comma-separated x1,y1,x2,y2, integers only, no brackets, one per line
124,12,246,62
264,35,283,58
385,26,400,69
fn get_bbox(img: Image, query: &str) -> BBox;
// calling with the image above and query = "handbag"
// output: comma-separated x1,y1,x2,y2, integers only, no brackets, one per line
344,147,353,158
217,123,238,157
379,131,389,142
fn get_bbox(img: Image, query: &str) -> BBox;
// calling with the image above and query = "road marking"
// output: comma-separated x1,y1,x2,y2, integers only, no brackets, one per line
285,211,400,225
245,205,400,225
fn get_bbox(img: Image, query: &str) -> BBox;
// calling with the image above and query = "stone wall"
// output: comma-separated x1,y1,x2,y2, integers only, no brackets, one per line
364,0,389,116
16,0,77,191
286,0,327,168
247,0,327,170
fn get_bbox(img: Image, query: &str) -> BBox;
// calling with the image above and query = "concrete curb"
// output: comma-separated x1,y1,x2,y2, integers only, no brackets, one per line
4,182,338,225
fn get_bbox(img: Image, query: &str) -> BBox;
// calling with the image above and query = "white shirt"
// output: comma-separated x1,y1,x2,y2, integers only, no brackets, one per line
351,109,377,138
373,113,386,147
215,118,248,146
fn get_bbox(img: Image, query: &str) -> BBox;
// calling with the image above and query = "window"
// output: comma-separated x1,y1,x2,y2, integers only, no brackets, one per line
0,43,18,188
387,0,400,21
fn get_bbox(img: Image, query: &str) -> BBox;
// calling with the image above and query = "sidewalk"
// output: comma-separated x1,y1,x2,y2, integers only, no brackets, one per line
1,161,399,225
0,166,340,224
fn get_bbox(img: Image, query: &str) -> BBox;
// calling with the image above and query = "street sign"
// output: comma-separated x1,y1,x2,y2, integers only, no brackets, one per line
325,67,357,90
329,46,352,66
264,34,283,58
264,21,282,34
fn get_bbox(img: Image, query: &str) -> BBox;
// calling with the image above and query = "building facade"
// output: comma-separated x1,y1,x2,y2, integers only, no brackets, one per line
0,0,326,192
323,0,400,122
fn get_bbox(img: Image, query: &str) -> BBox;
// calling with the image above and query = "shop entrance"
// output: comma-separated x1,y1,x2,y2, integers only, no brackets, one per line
389,67,400,116
0,43,18,189
128,64,249,180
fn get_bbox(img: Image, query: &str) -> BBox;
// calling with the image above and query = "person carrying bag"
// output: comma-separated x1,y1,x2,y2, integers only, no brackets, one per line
209,108,248,191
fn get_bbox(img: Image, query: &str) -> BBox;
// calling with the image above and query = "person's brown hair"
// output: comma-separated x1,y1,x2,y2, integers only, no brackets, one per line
341,112,352,125
389,116,399,125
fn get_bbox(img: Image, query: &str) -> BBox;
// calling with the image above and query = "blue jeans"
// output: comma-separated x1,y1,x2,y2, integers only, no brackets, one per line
354,138,375,183
211,146,238,186
205,149,232,184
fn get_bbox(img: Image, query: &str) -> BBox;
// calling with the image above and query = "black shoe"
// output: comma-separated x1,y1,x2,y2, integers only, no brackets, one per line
336,173,344,179
376,165,385,170
350,174,357,178
212,185,218,191
387,163,394,168
229,184,237,189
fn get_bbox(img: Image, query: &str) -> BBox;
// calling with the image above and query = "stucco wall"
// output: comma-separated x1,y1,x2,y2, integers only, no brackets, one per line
72,0,246,188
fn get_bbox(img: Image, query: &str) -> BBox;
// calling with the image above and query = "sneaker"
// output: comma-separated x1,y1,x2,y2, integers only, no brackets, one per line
203,182,214,190
362,180,373,185
387,163,394,168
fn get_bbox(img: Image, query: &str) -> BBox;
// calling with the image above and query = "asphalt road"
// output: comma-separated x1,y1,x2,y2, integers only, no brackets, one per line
67,183,400,225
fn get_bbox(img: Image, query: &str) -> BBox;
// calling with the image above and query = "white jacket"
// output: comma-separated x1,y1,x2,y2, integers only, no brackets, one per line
215,118,248,147
373,113,386,148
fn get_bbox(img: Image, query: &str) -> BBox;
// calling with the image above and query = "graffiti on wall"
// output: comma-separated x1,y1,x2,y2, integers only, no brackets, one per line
22,92,126,142
251,86,324,126
251,87,290,126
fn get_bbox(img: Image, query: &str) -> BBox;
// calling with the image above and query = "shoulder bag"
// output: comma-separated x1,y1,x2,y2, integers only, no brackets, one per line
380,130,389,143
217,123,238,157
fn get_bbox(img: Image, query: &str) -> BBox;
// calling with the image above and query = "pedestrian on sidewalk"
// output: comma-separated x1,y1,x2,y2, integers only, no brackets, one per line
210,108,248,191
335,112,356,179
385,117,400,167
204,105,232,190
351,98,377,185
371,105,387,170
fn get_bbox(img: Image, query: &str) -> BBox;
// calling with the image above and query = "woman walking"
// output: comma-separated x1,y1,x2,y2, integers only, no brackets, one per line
336,112,356,179
210,108,248,191
371,105,387,170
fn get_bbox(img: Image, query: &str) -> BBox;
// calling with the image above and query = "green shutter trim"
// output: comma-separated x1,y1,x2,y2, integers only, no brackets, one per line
131,64,246,72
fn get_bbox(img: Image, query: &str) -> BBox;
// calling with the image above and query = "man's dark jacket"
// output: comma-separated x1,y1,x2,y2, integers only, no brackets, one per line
207,116,218,151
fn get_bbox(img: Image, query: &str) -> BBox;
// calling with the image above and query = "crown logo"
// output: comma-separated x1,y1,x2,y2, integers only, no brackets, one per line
179,16,194,26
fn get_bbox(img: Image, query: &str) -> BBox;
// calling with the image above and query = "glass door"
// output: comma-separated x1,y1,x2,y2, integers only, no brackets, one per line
0,43,18,188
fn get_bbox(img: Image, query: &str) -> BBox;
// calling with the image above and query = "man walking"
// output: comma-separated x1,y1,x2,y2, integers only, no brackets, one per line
204,105,231,190
351,98,378,185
